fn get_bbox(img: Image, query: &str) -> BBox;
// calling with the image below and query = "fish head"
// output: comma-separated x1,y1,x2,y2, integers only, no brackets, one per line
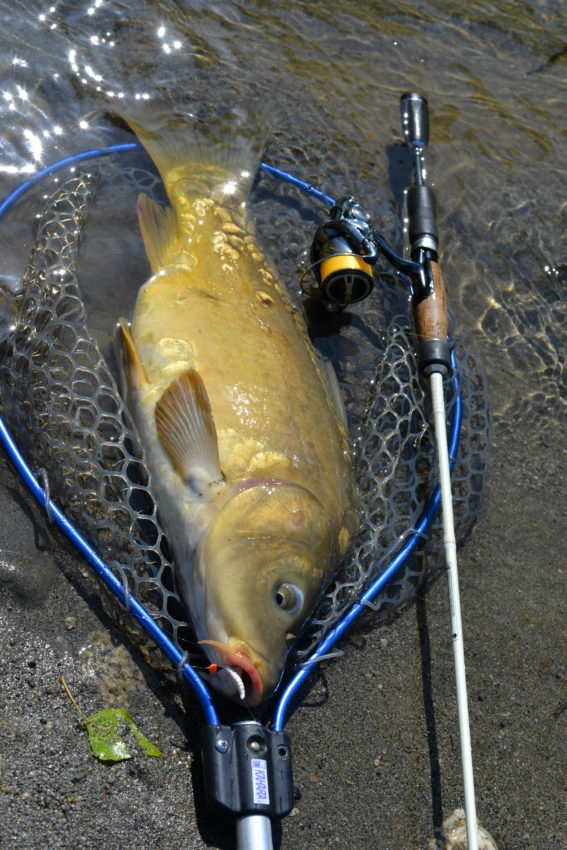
192,480,339,706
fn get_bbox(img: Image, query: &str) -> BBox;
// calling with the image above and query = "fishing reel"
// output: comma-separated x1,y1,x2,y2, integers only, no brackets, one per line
310,196,378,308
310,194,432,310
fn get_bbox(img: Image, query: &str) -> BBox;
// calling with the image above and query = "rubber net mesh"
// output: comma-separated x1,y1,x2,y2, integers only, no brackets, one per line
0,162,489,673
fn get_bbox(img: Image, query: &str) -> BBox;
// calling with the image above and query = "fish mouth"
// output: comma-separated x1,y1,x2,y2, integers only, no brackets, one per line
199,639,265,707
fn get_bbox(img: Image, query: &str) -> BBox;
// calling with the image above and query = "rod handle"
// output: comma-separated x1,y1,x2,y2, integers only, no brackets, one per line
413,259,450,375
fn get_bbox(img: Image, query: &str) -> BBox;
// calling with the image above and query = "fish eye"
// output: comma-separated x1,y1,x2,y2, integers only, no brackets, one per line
274,583,303,615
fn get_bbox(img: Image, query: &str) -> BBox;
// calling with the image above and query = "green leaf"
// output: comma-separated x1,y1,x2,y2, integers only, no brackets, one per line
127,716,163,758
86,711,131,762
85,708,163,763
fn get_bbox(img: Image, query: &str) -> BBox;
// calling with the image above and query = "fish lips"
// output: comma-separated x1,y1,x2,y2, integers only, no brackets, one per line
199,639,267,707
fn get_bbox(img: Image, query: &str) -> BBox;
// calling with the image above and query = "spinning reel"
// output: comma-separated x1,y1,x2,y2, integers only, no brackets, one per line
309,93,440,312
310,188,436,306
309,195,377,307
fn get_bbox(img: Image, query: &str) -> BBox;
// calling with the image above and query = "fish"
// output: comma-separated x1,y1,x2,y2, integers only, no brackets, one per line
115,102,359,706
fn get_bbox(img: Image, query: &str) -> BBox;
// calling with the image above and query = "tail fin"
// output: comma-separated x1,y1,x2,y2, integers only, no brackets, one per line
115,100,273,204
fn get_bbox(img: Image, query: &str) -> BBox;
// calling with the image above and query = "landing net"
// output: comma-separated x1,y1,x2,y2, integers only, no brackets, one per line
0,160,489,679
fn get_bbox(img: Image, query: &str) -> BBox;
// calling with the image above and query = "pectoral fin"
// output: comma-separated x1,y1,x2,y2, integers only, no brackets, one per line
116,318,149,393
155,369,225,499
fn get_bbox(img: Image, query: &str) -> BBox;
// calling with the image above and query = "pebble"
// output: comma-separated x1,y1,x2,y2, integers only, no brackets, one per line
428,808,498,849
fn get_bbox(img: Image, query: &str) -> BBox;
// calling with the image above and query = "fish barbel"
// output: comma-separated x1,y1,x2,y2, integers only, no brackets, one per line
116,103,359,706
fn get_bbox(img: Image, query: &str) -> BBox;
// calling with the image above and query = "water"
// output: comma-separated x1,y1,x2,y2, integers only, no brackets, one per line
0,2,565,849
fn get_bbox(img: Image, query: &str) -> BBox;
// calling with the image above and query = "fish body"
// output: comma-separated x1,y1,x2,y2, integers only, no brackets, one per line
117,104,358,705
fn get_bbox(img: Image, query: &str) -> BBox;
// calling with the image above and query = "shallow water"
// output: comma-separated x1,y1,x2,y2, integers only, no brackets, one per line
0,2,566,849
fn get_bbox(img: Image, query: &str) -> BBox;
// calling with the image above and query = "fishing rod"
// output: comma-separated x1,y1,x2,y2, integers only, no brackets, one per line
400,91,479,850
0,118,466,850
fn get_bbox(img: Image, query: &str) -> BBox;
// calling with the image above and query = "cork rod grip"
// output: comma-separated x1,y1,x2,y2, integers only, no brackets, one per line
413,260,448,344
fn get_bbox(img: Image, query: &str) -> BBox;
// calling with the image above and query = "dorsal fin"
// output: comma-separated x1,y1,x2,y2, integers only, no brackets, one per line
155,369,225,499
